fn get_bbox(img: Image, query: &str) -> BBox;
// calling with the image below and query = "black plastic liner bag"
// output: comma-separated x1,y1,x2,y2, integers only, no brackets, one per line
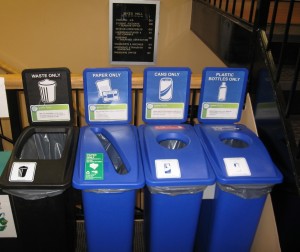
19,133,67,160
159,139,187,150
5,133,67,199
97,133,128,175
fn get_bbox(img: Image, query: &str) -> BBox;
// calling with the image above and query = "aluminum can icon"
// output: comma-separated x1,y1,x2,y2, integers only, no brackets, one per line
38,79,57,103
159,78,173,101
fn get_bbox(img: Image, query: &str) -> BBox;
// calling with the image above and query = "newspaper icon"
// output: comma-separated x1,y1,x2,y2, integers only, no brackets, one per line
95,79,120,102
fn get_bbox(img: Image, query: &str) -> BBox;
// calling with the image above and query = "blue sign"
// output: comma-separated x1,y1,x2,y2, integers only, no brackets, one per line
142,67,191,124
198,67,248,124
83,68,132,124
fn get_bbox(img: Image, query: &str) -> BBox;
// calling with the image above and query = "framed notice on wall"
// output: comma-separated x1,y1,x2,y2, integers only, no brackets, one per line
109,0,160,65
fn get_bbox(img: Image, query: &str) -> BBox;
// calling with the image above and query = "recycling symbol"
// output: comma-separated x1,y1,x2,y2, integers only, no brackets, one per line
0,213,8,231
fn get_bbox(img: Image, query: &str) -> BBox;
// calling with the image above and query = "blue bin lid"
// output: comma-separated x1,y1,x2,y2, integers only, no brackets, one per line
195,124,283,185
198,67,248,124
142,67,191,124
83,68,132,125
138,124,215,187
72,125,144,190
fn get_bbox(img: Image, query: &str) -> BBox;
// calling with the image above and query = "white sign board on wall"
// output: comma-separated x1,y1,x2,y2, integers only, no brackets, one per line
0,77,9,118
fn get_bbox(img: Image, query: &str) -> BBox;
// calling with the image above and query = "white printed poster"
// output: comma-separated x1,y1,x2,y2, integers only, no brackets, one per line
0,77,9,118
0,195,17,237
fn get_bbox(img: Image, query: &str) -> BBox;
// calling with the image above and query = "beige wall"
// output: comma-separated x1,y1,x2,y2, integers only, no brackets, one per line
0,1,280,251
0,0,225,74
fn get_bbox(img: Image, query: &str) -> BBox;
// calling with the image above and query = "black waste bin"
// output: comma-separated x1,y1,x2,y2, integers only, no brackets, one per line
0,68,79,252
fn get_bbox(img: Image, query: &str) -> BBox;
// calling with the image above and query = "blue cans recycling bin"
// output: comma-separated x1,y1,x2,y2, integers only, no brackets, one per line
72,68,144,252
139,67,215,252
139,124,215,252
194,67,283,251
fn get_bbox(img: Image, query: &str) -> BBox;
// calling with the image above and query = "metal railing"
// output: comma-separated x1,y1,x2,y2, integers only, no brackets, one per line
194,0,300,193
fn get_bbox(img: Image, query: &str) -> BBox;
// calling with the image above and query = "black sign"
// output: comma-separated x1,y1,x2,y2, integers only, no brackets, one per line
110,1,159,64
22,68,74,126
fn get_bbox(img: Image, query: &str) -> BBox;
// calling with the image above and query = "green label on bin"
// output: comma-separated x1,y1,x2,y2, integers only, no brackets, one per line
30,104,71,122
84,153,104,180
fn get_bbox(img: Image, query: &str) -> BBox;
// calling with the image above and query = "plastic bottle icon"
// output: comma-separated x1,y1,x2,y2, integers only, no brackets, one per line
218,82,227,101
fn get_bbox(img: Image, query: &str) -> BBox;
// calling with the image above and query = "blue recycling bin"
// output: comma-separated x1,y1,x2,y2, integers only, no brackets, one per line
194,67,282,252
139,67,215,252
195,124,283,251
139,124,215,252
72,68,144,252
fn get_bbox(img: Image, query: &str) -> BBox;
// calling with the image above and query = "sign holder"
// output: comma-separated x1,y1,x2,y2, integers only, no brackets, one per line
198,67,248,124
142,67,191,124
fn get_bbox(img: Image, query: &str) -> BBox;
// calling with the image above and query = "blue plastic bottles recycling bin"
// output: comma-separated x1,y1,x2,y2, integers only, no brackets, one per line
194,67,282,251
139,67,215,252
72,68,144,252
195,124,283,252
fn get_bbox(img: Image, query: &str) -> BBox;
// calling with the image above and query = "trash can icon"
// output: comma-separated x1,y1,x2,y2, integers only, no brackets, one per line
18,166,28,177
38,79,57,103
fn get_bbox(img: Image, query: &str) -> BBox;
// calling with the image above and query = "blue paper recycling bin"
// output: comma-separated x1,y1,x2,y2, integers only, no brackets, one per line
72,68,144,252
139,66,215,252
195,124,283,252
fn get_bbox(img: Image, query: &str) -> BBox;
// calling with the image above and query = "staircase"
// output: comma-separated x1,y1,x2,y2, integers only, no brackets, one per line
190,1,300,251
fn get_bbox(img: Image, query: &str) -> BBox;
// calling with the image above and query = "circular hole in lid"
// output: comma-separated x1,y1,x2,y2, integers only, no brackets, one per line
221,138,249,148
157,132,190,150
219,131,252,148
159,139,187,150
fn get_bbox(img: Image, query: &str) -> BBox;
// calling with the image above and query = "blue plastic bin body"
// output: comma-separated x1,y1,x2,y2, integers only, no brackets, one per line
144,187,203,252
82,189,137,252
195,124,283,252
73,125,144,252
200,188,267,252
138,124,215,252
